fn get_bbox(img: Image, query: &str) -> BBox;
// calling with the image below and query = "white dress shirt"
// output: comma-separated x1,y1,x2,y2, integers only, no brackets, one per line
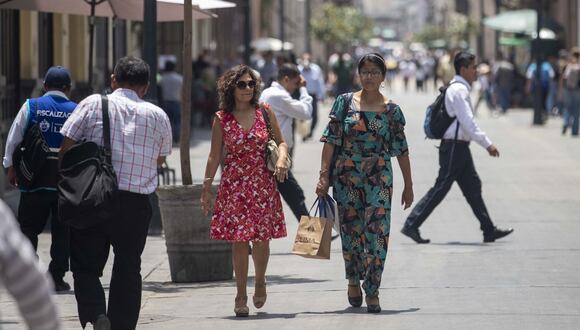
444,75,492,149
3,91,69,168
259,81,313,149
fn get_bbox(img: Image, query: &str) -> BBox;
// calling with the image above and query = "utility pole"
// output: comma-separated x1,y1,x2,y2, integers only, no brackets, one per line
243,0,252,65
143,0,158,103
305,0,311,53
533,0,544,125
279,0,285,45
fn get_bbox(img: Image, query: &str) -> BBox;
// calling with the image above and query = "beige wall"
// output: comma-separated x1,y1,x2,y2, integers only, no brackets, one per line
19,11,37,80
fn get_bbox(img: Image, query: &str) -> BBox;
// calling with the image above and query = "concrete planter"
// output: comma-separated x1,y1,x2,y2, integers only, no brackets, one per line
156,185,232,282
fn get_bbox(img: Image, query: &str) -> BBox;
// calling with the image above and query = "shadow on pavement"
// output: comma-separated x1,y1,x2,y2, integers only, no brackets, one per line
431,242,490,246
213,307,420,320
142,275,329,293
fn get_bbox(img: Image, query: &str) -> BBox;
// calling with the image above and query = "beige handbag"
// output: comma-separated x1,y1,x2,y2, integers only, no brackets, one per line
261,107,291,171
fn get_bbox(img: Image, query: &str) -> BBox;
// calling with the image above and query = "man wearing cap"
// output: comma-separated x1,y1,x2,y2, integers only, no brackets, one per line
3,66,77,292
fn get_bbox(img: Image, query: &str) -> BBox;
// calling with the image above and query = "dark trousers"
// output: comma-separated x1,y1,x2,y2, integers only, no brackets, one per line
277,170,309,222
404,142,495,233
308,94,318,138
71,191,151,330
18,190,69,279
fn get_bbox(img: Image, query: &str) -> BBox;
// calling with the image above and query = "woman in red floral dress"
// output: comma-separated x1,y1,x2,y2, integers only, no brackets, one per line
201,65,289,317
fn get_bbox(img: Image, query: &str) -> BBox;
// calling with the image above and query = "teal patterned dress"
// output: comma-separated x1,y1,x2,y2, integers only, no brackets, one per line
321,93,409,297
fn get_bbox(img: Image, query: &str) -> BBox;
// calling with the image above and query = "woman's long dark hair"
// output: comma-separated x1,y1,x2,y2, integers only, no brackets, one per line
217,65,262,112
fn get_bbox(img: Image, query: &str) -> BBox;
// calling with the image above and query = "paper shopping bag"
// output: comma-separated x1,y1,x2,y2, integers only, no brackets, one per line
292,215,333,259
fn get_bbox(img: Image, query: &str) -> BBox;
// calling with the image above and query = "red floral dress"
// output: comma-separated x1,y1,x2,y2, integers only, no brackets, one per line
210,107,287,242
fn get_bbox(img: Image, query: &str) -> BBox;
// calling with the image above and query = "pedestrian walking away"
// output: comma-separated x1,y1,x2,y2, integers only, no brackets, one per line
159,60,183,144
317,53,414,313
3,66,76,293
401,51,513,244
59,56,172,330
201,65,288,317
0,199,61,330
560,47,580,136
299,53,326,141
259,63,313,222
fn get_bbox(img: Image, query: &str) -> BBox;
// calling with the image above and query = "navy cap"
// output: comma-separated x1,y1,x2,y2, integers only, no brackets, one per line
44,66,72,87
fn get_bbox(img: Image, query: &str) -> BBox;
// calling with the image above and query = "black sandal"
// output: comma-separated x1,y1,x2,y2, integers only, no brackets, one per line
365,295,381,313
347,284,363,307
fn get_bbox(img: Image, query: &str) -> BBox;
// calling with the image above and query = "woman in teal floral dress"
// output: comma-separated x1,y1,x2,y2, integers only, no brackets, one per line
316,53,414,313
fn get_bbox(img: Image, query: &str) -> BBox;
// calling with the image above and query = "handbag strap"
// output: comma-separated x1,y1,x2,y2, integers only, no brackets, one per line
260,107,275,141
336,92,353,154
101,95,112,164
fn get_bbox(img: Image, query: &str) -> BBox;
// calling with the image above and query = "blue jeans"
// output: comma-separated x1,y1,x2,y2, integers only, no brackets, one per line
497,87,510,113
565,89,580,136
164,101,181,143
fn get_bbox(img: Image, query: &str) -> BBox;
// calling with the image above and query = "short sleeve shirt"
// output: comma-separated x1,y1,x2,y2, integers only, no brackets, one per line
60,88,172,194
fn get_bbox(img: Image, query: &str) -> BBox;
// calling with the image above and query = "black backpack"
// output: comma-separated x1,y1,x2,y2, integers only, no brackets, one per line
423,82,458,139
12,99,51,189
58,95,119,229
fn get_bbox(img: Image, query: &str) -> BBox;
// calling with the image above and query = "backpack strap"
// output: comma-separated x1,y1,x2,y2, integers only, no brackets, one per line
101,95,112,165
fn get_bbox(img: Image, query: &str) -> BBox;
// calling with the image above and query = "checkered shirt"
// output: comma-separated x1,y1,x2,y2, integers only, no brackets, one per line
60,88,172,194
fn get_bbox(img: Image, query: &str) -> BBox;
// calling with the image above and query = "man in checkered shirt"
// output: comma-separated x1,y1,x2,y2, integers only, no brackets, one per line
60,56,172,330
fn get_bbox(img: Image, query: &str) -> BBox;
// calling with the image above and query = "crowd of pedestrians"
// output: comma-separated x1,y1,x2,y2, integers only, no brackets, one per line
4,42,580,328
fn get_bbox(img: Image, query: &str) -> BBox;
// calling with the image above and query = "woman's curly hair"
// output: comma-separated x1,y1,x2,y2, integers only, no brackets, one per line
217,65,262,113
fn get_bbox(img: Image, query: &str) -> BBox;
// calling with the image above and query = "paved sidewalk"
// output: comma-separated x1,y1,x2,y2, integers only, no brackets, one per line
1,88,579,329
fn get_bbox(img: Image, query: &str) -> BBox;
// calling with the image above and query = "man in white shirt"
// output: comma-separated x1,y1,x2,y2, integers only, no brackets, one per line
299,53,325,141
401,51,513,244
3,66,77,292
259,64,313,221
60,56,172,330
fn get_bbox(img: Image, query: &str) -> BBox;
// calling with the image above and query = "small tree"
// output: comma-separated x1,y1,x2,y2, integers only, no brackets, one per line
180,0,193,185
311,3,374,52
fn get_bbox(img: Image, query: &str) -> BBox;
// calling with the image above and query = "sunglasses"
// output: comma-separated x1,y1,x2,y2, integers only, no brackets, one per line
236,80,257,89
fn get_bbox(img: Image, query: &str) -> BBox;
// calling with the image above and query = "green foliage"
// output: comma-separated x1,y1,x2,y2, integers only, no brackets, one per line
311,3,374,51
413,13,479,49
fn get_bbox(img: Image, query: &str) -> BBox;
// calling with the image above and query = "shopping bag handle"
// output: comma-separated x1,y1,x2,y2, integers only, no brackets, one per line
308,197,325,217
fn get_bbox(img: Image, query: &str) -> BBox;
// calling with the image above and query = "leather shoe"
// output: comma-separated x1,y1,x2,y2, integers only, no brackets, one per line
93,314,110,330
401,226,430,244
483,227,514,243
52,278,71,292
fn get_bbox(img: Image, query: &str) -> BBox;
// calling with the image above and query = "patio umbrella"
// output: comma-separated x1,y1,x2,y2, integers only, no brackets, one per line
0,0,216,89
251,37,294,52
0,0,215,21
482,9,561,37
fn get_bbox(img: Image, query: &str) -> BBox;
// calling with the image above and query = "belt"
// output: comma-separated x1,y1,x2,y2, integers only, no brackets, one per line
441,139,470,145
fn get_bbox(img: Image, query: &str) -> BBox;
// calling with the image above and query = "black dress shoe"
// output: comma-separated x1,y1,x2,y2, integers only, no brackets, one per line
401,226,430,244
53,278,71,292
93,314,111,330
483,227,514,243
